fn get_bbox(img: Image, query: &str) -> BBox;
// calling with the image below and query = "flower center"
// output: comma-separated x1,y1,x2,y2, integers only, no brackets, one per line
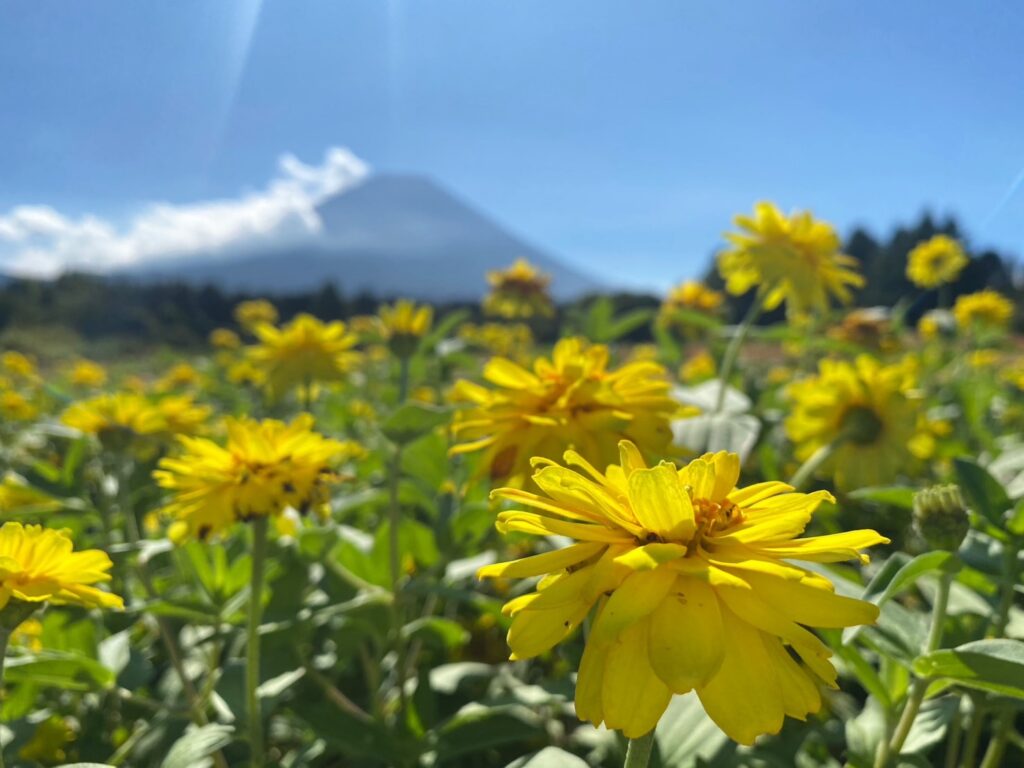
840,404,884,445
691,497,743,535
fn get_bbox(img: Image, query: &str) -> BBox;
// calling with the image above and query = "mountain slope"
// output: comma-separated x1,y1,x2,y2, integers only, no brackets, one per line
125,174,600,300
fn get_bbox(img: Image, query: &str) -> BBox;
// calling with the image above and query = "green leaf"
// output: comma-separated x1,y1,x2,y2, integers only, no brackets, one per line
849,486,917,510
867,552,954,606
954,457,1012,528
382,403,451,445
604,307,655,341
913,639,1024,698
654,693,733,767
505,747,590,768
401,617,470,651
161,724,234,768
435,704,545,762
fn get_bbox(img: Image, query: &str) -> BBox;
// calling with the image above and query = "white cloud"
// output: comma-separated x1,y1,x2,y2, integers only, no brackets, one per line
0,147,370,277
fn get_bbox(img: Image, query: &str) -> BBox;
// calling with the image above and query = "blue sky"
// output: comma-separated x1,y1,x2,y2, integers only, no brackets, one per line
1,0,1023,290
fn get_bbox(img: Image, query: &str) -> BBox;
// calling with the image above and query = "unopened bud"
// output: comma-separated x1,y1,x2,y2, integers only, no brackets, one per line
913,484,969,551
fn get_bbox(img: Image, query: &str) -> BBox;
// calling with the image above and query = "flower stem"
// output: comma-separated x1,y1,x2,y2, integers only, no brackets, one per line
715,293,762,412
624,730,656,768
247,516,269,768
388,354,412,716
0,602,38,768
979,708,1013,768
875,566,955,767
990,539,1020,637
960,694,987,768
787,438,843,491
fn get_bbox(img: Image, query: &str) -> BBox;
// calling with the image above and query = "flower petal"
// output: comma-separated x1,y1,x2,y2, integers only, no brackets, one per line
648,575,724,693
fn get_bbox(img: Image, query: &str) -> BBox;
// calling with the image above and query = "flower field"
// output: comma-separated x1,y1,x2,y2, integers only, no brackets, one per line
2,206,1024,768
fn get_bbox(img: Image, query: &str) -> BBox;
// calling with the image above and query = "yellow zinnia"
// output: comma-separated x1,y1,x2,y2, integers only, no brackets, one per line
450,338,676,482
658,281,724,328
483,258,555,319
718,202,864,318
248,313,361,399
479,443,885,743
0,522,122,611
906,235,968,289
153,415,354,541
953,289,1014,331
379,299,433,358
62,392,209,440
1,351,37,380
234,299,279,331
785,356,931,489
0,391,37,422
154,362,201,392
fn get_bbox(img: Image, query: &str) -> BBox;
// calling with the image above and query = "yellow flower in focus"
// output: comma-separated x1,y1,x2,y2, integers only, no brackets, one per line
155,362,201,392
906,235,968,288
786,356,930,489
679,350,717,383
234,299,279,331
69,359,108,388
451,338,676,482
153,415,353,541
484,258,555,319
248,313,361,399
379,299,433,357
17,716,74,764
480,443,885,742
0,390,37,421
953,290,1014,331
1,351,37,379
0,522,122,611
210,328,241,350
718,202,864,318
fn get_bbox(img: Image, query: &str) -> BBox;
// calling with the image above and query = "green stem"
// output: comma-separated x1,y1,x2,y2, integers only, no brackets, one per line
714,293,762,412
991,540,1020,637
944,696,964,768
0,602,38,768
624,730,656,768
875,567,955,767
961,694,986,768
787,438,844,491
247,517,269,768
979,708,1013,768
388,354,412,717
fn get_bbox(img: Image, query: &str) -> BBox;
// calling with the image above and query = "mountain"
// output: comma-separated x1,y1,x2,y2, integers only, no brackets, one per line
123,174,601,300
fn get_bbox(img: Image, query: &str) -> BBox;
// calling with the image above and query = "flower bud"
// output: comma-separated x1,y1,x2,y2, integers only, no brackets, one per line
913,484,969,551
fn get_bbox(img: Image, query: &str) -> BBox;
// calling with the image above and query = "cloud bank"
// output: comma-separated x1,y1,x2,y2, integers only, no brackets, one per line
0,147,370,277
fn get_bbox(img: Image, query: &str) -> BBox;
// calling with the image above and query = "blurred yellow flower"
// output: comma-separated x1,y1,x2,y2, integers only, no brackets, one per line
69,359,108,388
483,258,555,319
953,289,1014,331
0,474,59,514
829,308,894,351
152,394,211,436
480,443,884,742
209,328,242,350
679,350,717,383
248,313,361,399
0,390,38,421
0,522,122,611
348,398,378,423
1,351,37,379
786,356,931,489
122,375,148,393
10,616,44,652
411,386,438,404
918,309,954,341
234,298,279,331
62,392,207,439
154,415,353,541
906,235,968,288
658,281,724,330
379,299,433,357
155,362,201,392
968,350,1000,369
227,358,265,386
451,338,676,482
459,322,534,361
17,716,74,764
718,202,864,318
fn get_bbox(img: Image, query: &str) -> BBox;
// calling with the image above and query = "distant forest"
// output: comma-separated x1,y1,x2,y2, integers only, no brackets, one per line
0,213,1020,346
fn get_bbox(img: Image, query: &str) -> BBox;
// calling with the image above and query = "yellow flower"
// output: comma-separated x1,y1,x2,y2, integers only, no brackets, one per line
69,359,108,388
786,356,930,489
0,390,38,422
969,350,1000,369
658,281,725,330
61,392,208,440
679,350,717,383
379,299,433,357
234,299,279,331
153,415,354,541
248,313,361,398
451,338,676,482
918,309,954,341
953,290,1014,331
906,235,968,288
459,322,534,362
1,351,37,380
411,386,438,404
10,616,44,652
155,362,201,392
479,443,885,743
718,202,864,318
349,398,378,423
209,328,242,350
0,522,122,611
0,474,59,514
483,258,555,319
829,308,894,351
227,359,265,387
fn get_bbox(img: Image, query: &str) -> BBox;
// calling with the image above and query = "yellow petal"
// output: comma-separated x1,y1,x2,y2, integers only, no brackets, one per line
478,542,606,580
648,576,724,693
483,358,541,389
726,480,792,507
588,567,677,646
755,530,890,564
678,457,716,500
613,543,687,571
507,597,590,660
696,608,785,745
763,636,822,720
600,619,673,738
496,511,632,544
742,570,880,628
706,452,740,501
627,464,696,540
618,440,647,473
575,632,611,725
